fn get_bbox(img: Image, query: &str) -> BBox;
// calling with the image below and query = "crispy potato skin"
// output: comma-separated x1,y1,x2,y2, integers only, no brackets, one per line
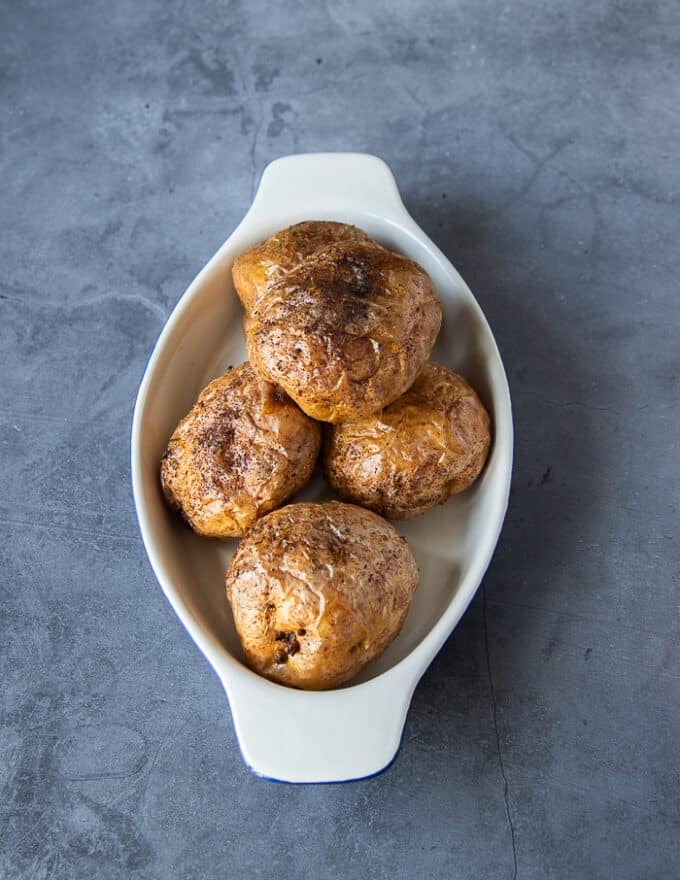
232,220,374,314
160,363,321,538
225,502,419,689
246,240,442,422
324,362,491,519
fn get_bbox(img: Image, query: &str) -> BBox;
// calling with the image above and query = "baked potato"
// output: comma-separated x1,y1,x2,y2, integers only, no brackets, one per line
246,240,442,422
225,501,419,689
160,363,321,538
324,362,491,519
232,220,374,314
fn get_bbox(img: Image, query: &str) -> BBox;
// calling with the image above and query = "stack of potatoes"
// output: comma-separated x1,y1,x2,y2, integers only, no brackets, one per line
160,222,490,689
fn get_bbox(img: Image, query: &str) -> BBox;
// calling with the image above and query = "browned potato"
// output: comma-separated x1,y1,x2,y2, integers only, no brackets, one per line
225,501,419,689
232,220,374,314
160,363,321,538
325,362,491,519
246,241,442,422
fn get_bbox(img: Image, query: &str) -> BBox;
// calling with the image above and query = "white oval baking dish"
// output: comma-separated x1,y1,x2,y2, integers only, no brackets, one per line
131,153,513,783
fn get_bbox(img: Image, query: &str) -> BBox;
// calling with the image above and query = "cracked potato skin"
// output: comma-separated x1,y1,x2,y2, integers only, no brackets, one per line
225,501,419,689
324,362,491,519
160,363,321,538
246,240,442,422
232,220,374,314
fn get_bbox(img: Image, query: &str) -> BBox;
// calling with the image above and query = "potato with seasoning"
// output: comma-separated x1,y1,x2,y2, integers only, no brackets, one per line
225,501,419,689
324,362,491,519
232,220,375,314
160,363,321,538
245,240,442,422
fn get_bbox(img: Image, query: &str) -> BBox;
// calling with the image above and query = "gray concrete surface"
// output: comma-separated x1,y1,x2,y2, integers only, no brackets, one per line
2,1,679,877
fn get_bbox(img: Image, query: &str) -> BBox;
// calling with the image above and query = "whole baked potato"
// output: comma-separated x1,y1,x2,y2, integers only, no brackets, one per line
324,362,491,518
160,363,321,538
246,240,442,422
232,220,374,314
225,501,419,689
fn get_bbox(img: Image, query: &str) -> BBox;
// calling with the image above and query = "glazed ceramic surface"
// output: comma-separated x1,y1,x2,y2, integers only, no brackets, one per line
131,153,513,783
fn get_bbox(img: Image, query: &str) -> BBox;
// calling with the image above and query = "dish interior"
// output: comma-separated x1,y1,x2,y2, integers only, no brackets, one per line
137,214,508,687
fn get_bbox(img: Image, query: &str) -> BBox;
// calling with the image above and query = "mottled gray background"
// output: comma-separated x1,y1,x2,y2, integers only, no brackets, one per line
2,0,679,877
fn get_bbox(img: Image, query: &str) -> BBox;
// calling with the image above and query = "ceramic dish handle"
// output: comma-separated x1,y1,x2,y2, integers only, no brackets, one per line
223,664,418,783
244,152,412,227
